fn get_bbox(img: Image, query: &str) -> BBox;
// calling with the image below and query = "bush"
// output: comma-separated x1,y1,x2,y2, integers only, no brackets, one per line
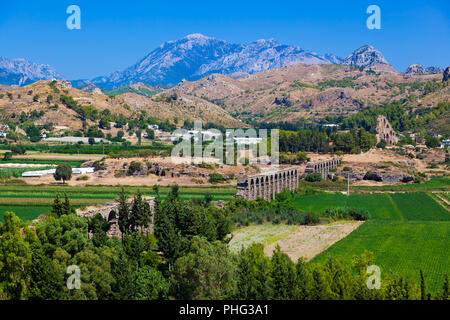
376,140,387,149
2,152,12,161
363,171,382,182
208,173,224,184
10,145,26,155
324,207,370,221
305,172,322,182
128,161,143,175
425,136,440,149
303,212,320,224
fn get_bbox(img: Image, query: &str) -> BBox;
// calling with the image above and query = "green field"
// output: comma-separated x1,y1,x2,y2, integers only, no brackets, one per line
0,184,236,200
291,192,449,221
291,192,450,293
0,205,52,222
0,184,236,222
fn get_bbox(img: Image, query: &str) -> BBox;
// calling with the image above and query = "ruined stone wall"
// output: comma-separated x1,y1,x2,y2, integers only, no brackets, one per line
78,198,155,238
305,158,341,180
376,115,397,145
235,167,299,201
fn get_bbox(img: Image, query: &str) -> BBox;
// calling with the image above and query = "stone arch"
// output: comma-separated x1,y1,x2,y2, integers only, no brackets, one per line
108,210,116,222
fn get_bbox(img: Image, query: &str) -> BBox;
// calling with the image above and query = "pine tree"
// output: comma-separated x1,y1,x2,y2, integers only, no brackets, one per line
51,193,64,217
311,268,326,300
62,193,75,215
129,191,152,232
295,257,311,300
269,245,297,299
117,188,130,239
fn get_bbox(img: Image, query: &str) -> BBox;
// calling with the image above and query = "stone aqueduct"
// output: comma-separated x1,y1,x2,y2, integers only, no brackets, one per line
236,158,341,201
305,158,341,180
236,167,299,201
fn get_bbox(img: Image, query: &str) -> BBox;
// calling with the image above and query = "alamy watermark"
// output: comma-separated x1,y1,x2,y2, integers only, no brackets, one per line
366,5,381,30
66,265,81,290
66,5,81,30
366,265,381,289
170,122,279,167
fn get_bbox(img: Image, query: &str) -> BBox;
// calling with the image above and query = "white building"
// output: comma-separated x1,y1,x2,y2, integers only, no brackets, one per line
22,167,95,177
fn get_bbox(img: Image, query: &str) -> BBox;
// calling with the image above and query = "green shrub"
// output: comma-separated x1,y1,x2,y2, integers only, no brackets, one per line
305,172,322,182
208,173,224,184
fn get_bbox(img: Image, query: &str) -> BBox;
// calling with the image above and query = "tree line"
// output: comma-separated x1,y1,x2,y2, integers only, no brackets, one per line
0,187,448,300
279,128,376,154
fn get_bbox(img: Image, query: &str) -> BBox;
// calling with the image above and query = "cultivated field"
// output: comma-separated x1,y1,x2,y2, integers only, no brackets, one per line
291,192,450,293
0,184,236,222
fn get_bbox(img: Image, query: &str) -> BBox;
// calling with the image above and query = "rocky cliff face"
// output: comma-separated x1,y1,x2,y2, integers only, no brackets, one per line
443,66,450,82
91,34,341,89
0,57,63,86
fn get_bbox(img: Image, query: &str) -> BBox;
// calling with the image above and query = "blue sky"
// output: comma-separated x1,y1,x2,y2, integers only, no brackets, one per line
1,0,448,79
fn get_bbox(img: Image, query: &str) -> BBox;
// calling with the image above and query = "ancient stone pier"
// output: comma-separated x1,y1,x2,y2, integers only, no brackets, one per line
235,167,299,201
304,158,341,180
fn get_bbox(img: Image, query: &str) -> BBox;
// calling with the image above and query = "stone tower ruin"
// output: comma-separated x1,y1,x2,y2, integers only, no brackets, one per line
376,115,397,145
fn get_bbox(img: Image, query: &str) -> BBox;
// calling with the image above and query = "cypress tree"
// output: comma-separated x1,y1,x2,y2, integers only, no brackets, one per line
51,193,63,217
117,187,130,239
62,193,75,215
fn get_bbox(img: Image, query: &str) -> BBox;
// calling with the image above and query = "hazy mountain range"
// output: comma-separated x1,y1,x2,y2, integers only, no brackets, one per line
0,34,445,88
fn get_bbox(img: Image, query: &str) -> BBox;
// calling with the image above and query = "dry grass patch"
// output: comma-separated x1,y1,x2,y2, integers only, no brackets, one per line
264,221,364,261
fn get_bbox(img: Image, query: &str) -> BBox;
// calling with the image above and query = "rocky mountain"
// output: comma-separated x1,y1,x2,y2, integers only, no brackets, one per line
91,34,341,89
0,57,63,86
342,45,398,73
405,64,444,75
425,66,444,74
78,82,103,94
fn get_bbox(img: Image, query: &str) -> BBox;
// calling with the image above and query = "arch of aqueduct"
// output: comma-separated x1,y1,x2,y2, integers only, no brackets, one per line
305,158,341,179
236,167,299,201
235,158,341,201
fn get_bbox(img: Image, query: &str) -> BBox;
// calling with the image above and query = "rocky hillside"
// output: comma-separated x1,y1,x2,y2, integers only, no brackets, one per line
0,57,63,86
170,63,448,123
0,80,243,129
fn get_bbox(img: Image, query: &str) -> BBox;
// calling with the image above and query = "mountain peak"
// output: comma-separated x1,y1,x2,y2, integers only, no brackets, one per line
342,45,389,67
184,33,211,40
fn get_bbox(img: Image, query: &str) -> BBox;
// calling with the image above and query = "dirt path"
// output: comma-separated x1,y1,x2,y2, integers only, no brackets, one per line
264,221,364,261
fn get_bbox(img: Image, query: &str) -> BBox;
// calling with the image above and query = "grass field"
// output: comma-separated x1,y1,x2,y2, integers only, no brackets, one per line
0,184,236,222
291,192,449,221
0,184,236,200
291,192,450,293
0,205,52,222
